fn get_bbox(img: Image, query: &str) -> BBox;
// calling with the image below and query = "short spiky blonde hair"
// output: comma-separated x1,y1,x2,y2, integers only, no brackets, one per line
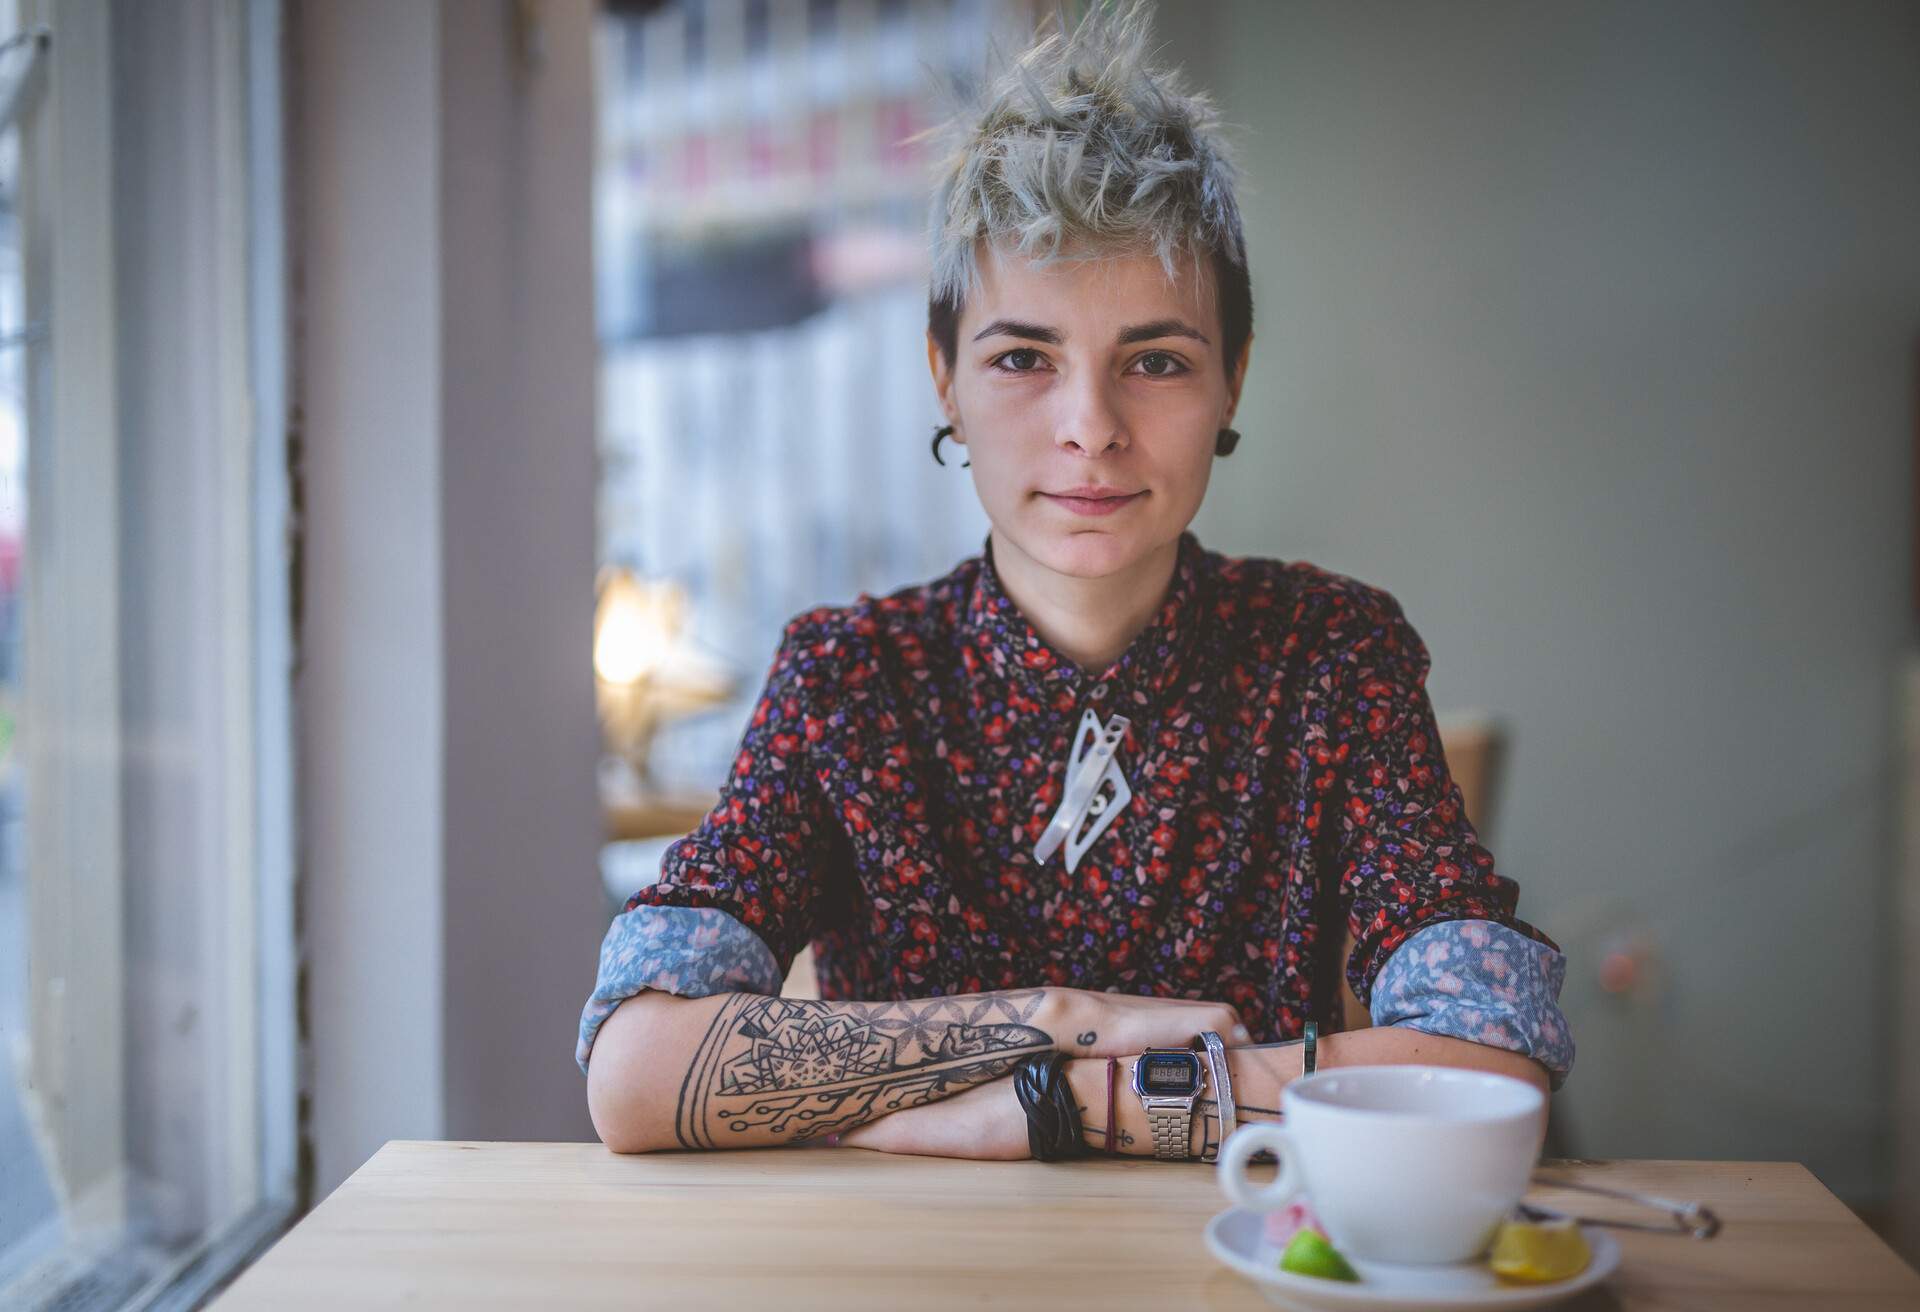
919,0,1253,381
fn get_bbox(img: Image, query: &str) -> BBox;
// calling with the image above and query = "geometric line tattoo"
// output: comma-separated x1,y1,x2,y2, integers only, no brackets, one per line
675,991,1053,1149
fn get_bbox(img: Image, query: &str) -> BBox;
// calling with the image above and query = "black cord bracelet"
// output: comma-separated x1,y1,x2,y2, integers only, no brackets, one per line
1013,1051,1087,1161
1044,1056,1086,1158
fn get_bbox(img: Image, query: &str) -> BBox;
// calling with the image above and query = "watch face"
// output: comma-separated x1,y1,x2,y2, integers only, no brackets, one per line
1135,1051,1202,1098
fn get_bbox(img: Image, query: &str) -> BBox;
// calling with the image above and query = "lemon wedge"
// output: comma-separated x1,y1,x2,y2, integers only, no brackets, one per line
1487,1217,1592,1283
1279,1228,1360,1282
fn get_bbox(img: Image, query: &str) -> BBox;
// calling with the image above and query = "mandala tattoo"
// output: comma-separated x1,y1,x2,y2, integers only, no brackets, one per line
676,991,1052,1148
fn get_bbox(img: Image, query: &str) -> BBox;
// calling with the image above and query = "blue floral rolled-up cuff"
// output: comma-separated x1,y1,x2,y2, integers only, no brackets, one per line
1369,918,1576,1091
575,904,784,1074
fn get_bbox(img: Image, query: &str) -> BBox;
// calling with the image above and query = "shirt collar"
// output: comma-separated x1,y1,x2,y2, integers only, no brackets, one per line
963,528,1208,712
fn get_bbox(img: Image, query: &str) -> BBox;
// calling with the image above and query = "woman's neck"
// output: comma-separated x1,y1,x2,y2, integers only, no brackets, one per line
988,527,1180,676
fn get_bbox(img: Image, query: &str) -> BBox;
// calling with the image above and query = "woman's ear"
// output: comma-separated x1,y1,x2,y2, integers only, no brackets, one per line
926,330,960,427
1222,331,1254,427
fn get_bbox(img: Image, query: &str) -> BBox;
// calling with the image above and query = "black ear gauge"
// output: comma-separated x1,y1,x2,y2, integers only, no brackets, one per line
929,422,967,468
931,423,970,468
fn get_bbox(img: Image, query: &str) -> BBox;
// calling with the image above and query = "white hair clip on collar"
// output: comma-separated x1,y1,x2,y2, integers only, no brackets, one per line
1033,708,1133,873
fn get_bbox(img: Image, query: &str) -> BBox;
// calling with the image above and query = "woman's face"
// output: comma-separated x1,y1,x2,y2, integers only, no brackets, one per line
928,240,1250,582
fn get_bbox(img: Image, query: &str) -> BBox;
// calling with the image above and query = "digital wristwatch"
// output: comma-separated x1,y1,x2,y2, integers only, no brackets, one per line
1130,1044,1207,1160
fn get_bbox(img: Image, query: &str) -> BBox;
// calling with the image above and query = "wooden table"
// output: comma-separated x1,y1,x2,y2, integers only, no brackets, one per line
212,1143,1920,1309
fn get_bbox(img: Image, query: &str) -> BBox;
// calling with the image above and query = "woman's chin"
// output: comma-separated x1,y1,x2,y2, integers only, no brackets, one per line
1022,525,1152,580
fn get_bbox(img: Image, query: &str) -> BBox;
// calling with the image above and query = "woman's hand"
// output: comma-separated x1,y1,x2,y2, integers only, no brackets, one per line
1041,987,1251,1058
836,1075,1030,1159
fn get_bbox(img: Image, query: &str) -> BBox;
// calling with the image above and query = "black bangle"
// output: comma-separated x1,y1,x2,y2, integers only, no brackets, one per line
1013,1051,1086,1161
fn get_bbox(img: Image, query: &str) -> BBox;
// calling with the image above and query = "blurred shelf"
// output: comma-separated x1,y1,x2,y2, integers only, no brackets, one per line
604,794,714,842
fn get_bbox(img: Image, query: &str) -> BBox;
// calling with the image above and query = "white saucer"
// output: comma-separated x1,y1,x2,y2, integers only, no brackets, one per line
1204,1207,1620,1311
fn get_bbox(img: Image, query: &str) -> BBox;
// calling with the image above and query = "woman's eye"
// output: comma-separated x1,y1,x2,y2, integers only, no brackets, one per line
991,348,1047,374
987,349,1190,376
1135,351,1190,378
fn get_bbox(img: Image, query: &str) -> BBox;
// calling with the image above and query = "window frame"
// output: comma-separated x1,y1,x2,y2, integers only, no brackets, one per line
7,0,300,1305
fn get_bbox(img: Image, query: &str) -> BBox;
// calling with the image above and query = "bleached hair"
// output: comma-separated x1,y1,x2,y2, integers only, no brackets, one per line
917,0,1253,371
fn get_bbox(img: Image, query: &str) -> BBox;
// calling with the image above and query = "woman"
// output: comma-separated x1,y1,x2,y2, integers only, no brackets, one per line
581,0,1572,1161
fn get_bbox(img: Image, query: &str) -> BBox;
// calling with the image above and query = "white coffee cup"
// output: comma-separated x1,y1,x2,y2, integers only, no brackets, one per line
1216,1064,1547,1266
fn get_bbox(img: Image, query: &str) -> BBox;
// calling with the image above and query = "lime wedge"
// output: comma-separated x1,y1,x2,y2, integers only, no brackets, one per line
1279,1228,1360,1282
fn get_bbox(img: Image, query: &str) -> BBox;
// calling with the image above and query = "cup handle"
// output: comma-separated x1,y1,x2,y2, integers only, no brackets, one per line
1216,1123,1299,1212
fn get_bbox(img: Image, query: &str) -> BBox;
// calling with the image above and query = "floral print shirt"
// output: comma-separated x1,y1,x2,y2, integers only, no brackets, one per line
579,530,1575,1088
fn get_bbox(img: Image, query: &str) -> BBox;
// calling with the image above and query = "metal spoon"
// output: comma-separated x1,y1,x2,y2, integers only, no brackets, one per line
1520,1173,1722,1240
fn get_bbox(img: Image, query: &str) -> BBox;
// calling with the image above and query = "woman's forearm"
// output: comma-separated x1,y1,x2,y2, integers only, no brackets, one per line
1072,1028,1553,1158
1319,1027,1553,1097
833,1025,1552,1161
586,986,1062,1154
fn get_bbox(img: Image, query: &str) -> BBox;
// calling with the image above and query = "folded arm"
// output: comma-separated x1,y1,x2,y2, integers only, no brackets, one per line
586,984,1064,1153
580,903,1257,1155
1105,1027,1552,1161
579,891,1092,1153
842,1022,1552,1160
843,917,1574,1160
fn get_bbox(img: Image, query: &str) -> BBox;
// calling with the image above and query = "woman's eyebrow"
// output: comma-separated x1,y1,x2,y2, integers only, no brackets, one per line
970,317,1212,346
1116,318,1211,346
971,318,1062,344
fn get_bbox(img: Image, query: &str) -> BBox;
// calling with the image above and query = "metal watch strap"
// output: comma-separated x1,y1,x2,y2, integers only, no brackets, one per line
1146,1105,1193,1159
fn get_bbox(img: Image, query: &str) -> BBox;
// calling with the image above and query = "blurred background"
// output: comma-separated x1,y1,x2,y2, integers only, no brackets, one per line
0,0,1916,1305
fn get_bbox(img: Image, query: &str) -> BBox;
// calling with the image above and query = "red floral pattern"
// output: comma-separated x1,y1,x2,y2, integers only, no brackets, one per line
629,530,1557,1043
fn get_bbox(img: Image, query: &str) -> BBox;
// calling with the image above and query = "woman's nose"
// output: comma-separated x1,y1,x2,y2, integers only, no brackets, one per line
1052,372,1130,455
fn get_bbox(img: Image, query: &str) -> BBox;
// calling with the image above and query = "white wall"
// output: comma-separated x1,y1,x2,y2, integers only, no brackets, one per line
298,0,602,1200
437,2,606,1145
1159,0,1920,1204
297,0,447,1197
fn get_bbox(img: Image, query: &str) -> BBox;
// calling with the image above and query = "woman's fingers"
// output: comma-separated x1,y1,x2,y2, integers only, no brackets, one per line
1060,990,1261,1054
1133,1002,1247,1051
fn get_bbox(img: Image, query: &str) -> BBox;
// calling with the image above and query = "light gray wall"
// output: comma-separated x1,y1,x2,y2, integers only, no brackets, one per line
299,0,602,1199
1161,0,1920,1202
299,0,602,1198
298,0,447,1196
437,1,605,1145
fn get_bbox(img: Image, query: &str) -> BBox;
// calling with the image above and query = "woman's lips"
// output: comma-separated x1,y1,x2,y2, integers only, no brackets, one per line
1040,491,1146,516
